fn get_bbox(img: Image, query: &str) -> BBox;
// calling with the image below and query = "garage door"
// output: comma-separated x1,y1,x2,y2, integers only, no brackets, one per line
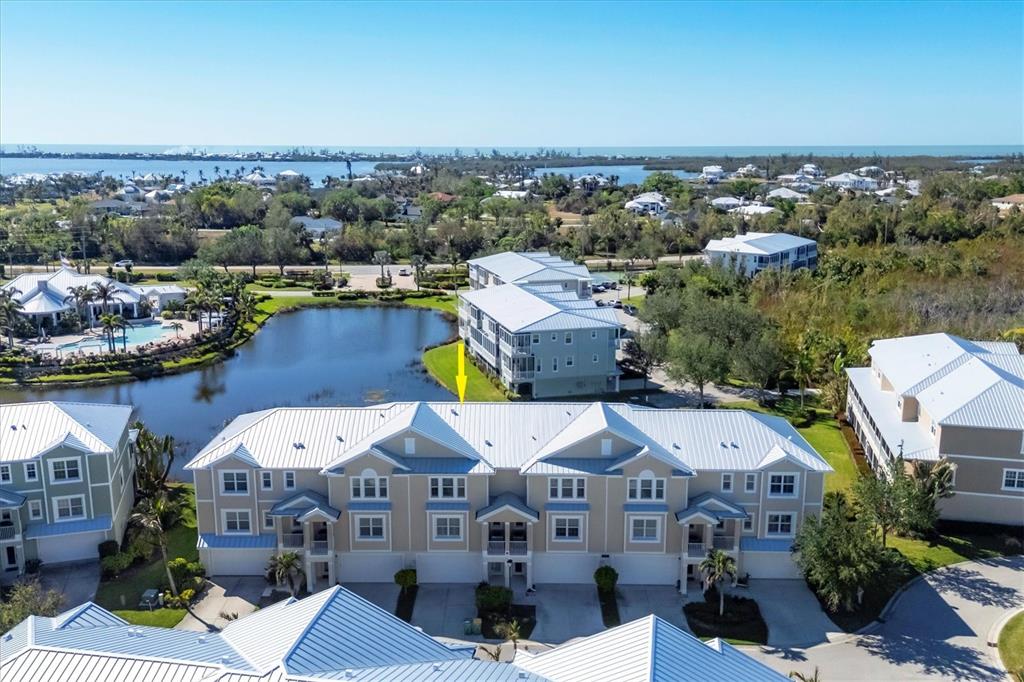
610,554,679,585
338,552,404,582
533,552,599,584
741,551,802,579
203,548,273,576
415,553,481,583
36,531,105,564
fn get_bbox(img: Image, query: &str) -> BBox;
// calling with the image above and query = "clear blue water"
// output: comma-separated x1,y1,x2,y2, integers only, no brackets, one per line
0,307,455,477
59,322,170,351
533,165,699,186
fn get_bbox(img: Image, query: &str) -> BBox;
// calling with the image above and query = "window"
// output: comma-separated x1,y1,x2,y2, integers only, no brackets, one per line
261,471,273,490
54,496,85,521
744,473,757,493
565,355,574,368
552,357,558,372
220,471,249,495
564,332,573,345
630,517,660,542
429,476,466,499
627,472,665,501
532,334,540,344
404,437,416,455
24,462,38,482
743,513,754,531
592,353,599,364
0,465,10,483
549,477,585,499
721,473,733,493
768,473,798,497
28,500,43,520
284,471,296,490
600,438,612,456
50,458,81,484
223,510,251,534
766,513,795,536
357,516,385,539
552,516,581,540
591,330,598,340
434,516,463,540
1003,469,1024,491
352,469,389,499
551,334,557,342
263,512,275,529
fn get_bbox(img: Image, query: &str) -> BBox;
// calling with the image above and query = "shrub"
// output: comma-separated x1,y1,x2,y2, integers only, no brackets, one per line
594,565,619,594
475,583,512,615
155,273,178,282
100,552,135,579
394,568,417,593
97,540,120,558
162,588,196,608
24,559,42,574
168,557,206,589
160,310,175,320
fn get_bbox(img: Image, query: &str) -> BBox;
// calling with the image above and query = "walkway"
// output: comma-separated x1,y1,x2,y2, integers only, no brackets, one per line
747,556,1024,681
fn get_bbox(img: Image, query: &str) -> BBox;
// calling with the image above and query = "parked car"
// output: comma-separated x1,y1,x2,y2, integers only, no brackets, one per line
623,304,638,315
613,301,624,309
113,259,133,268
398,268,410,276
596,299,606,307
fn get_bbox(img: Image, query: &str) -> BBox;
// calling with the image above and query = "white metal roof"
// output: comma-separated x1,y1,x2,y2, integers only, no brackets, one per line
459,284,621,333
468,252,590,285
2,267,143,311
767,187,808,201
0,401,133,462
704,231,815,256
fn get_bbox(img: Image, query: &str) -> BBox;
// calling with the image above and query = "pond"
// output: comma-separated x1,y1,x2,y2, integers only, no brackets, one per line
0,307,455,477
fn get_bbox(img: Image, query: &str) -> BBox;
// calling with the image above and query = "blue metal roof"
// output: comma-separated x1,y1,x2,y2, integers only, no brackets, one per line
268,489,341,521
425,501,470,511
544,502,590,512
740,537,794,552
24,515,111,539
0,487,26,508
623,503,669,513
675,492,749,523
348,501,392,511
196,533,275,549
476,493,539,521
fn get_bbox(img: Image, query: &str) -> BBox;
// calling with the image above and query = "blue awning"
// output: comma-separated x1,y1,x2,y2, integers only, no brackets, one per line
623,503,668,513
545,502,590,512
0,488,26,508
198,533,276,549
268,489,341,521
347,501,392,511
24,515,111,539
426,501,470,511
476,493,539,522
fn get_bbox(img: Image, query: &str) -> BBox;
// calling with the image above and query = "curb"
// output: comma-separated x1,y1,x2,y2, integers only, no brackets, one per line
987,606,1024,674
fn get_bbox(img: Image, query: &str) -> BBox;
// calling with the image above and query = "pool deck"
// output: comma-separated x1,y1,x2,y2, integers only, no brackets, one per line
21,319,201,357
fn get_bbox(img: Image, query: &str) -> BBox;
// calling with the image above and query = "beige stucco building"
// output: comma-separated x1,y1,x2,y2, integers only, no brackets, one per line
186,402,830,593
846,333,1024,526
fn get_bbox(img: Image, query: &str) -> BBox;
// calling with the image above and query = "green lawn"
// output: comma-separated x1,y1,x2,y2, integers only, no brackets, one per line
94,484,198,627
422,341,508,402
999,611,1024,674
401,294,458,316
888,531,1012,574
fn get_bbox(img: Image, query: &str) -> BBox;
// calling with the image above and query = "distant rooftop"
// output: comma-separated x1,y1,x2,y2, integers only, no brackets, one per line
704,231,815,255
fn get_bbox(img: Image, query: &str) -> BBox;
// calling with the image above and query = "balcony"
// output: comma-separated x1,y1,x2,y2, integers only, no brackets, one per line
686,542,706,555
712,536,736,551
486,540,528,556
309,540,330,555
0,525,17,541
281,533,304,548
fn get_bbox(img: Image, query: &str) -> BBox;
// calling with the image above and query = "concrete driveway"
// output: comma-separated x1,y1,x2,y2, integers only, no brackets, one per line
738,579,841,647
411,584,477,638
41,562,100,610
617,585,690,632
529,584,604,644
747,556,1024,681
344,582,399,614
176,576,264,631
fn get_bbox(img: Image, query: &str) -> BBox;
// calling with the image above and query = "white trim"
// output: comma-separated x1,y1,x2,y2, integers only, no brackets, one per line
221,509,253,535
945,453,1024,463
627,471,666,501
352,513,389,545
721,472,734,493
548,476,586,500
0,464,10,484
260,471,273,491
627,514,663,544
428,476,467,500
549,514,585,544
284,470,296,490
744,473,757,493
51,494,87,523
1000,469,1024,492
28,499,43,520
767,472,799,498
48,457,83,485
742,510,755,532
431,514,465,542
219,470,250,496
765,511,796,537
953,490,1024,500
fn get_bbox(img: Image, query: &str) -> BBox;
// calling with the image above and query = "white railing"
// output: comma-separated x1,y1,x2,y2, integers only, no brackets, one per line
487,540,505,555
0,525,16,541
687,542,706,555
309,540,330,554
712,536,735,551
508,540,528,556
281,533,304,548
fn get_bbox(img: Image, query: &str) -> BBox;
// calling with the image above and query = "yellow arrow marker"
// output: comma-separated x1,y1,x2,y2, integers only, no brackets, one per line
455,341,468,403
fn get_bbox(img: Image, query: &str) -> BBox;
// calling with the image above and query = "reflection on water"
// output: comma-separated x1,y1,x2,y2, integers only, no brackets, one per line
0,307,454,477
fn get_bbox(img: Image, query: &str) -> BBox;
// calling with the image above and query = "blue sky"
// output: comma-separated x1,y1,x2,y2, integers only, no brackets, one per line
1,1,1021,147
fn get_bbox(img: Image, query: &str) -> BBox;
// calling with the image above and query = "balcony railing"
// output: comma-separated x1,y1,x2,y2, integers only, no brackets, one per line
508,540,527,556
0,525,17,541
712,536,735,551
487,540,505,555
309,540,330,554
281,533,304,548
486,540,529,556
686,542,706,555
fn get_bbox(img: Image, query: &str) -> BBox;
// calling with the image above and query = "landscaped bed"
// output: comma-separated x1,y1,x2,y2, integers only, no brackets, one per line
683,590,768,645
475,583,536,641
999,611,1024,676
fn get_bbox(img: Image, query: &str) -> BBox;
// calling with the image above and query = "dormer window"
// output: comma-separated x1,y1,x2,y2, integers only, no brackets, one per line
351,468,388,499
600,439,612,456
404,438,416,455
627,470,665,501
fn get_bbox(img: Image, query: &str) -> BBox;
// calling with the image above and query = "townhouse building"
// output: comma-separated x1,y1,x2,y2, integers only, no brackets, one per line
468,251,592,299
0,402,136,576
846,333,1024,526
704,231,818,277
185,402,830,594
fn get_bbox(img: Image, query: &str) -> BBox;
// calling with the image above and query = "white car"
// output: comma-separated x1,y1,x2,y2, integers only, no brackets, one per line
398,268,410,276
113,260,134,268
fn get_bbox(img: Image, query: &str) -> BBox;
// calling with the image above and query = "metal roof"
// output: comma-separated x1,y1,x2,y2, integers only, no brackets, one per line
197,533,276,549
24,514,111,539
740,537,794,552
459,284,620,333
0,401,133,463
476,493,539,521
424,501,470,511
2,268,142,310
847,369,937,461
269,490,341,521
704,231,815,256
469,251,590,286
0,488,26,508
675,492,748,523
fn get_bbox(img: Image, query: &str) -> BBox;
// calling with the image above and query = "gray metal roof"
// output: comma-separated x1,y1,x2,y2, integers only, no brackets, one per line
704,231,815,256
469,251,590,285
459,284,620,333
0,401,133,463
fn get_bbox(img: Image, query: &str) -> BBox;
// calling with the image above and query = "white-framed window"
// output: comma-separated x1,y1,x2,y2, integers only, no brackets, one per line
565,355,574,368
591,330,598,340
24,462,38,482
721,473,733,493
0,465,10,483
744,473,757,493
404,437,416,455
592,353,599,364
630,517,660,542
531,334,540,344
260,471,273,490
429,476,466,499
263,512,275,529
223,510,251,534
552,357,559,372
284,471,296,490
53,495,86,522
351,469,389,499
564,332,573,345
627,470,665,500
766,512,795,536
433,515,463,541
552,516,582,541
220,470,249,495
28,499,43,520
1002,469,1024,491
743,512,754,531
600,438,612,456
357,515,386,540
49,458,82,484
549,477,585,499
768,473,798,498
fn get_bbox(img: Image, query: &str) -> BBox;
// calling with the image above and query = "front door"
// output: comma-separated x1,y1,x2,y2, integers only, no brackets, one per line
3,546,17,570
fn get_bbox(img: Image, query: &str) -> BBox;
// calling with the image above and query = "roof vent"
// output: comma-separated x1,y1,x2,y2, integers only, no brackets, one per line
672,442,680,449
485,440,492,447
2,633,12,642
197,635,206,644
720,441,727,448
293,442,305,449
451,408,459,416
344,671,354,680
433,663,442,672
221,656,232,664
519,673,529,680
8,425,15,431
731,442,738,448
336,435,344,442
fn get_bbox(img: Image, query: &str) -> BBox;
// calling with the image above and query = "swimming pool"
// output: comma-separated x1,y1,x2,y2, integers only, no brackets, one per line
58,323,171,352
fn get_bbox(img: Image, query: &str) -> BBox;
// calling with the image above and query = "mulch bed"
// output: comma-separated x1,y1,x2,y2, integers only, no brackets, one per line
396,585,418,623
481,604,536,640
598,587,621,627
683,593,768,644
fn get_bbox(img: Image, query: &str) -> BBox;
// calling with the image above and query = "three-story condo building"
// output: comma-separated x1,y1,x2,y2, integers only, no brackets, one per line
186,402,830,593
846,333,1024,526
0,402,136,576
704,232,818,278
468,251,592,298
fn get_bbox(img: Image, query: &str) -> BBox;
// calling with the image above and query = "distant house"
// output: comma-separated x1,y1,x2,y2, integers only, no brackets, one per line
490,190,531,200
469,251,591,298
1,267,147,331
625,191,670,216
701,165,726,183
574,174,610,188
798,163,824,178
855,165,885,177
116,184,143,202
290,215,343,234
704,231,818,277
728,204,777,217
825,173,878,191
426,191,457,204
133,284,187,312
766,187,808,202
144,189,173,204
276,169,302,181
992,194,1024,214
710,196,743,211
242,170,275,187
734,164,763,178
88,199,140,216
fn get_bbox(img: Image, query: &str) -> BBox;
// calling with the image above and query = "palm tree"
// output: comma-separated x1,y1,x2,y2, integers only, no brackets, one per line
185,292,206,333
63,285,95,330
98,313,119,352
114,315,133,352
790,344,815,409
267,552,305,596
372,250,391,282
410,254,427,291
789,668,822,682
699,549,737,616
169,321,184,339
0,289,23,349
91,281,116,314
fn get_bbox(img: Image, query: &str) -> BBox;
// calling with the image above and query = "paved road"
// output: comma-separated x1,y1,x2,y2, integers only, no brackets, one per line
747,556,1024,681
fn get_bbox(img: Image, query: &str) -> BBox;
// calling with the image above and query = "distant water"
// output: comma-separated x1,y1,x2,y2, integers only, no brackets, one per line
533,165,699,185
2,143,1021,158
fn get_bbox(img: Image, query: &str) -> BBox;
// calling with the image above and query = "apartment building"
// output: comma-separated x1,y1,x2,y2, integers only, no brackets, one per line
185,402,830,593
846,333,1024,526
0,587,785,681
0,402,136,576
704,232,818,277
468,251,592,299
